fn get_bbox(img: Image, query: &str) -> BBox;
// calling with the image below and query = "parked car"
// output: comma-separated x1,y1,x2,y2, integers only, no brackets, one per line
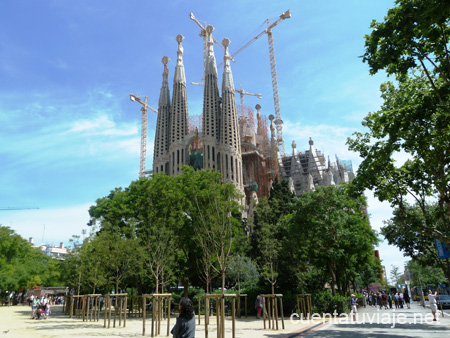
436,295,450,309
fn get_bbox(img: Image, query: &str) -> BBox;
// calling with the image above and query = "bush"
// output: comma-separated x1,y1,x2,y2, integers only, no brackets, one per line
311,291,350,315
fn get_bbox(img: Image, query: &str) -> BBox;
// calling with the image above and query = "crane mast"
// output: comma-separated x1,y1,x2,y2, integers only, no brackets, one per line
130,94,158,177
189,12,230,77
236,84,262,121
267,24,284,156
215,9,291,156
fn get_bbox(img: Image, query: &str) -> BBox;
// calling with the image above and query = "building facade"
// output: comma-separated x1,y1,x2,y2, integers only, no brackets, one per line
152,29,244,198
151,31,354,212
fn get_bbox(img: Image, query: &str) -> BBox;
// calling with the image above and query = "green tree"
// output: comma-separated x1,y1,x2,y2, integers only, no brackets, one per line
358,259,382,293
390,265,402,286
92,230,140,294
408,258,446,288
251,178,295,293
363,0,450,82
381,202,450,284
349,0,450,245
127,175,181,293
226,255,259,292
0,225,61,302
184,168,244,293
286,185,378,295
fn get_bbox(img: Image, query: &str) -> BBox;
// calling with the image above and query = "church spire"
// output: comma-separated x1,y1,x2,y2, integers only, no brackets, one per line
169,35,189,176
174,34,186,84
222,38,234,90
202,25,221,171
220,37,243,193
205,25,218,76
153,56,171,174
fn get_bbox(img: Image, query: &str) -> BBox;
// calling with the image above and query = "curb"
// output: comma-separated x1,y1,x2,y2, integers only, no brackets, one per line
284,320,329,338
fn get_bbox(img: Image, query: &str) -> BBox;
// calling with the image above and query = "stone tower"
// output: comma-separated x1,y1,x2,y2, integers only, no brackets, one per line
169,35,189,176
153,56,171,174
201,26,221,171
219,37,244,192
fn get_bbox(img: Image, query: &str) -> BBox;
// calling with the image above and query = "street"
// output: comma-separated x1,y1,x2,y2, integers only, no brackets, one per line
300,302,450,338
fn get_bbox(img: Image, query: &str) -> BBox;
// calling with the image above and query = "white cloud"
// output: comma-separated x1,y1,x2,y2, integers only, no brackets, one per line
69,115,115,132
1,204,92,246
282,121,357,163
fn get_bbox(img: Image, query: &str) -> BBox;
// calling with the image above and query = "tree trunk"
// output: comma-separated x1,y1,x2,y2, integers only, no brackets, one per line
237,271,241,295
328,261,336,296
222,270,226,295
183,278,189,298
77,270,82,296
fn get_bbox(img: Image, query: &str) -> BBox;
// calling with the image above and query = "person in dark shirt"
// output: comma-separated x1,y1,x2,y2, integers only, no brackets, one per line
171,297,195,338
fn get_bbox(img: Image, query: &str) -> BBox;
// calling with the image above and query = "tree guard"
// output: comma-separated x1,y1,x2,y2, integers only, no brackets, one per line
198,294,237,338
296,294,312,319
142,293,172,337
261,294,284,330
103,293,128,329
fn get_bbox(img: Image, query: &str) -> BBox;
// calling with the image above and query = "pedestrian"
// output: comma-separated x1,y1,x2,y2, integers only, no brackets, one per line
44,302,51,319
399,292,404,308
351,294,357,321
368,294,372,306
30,295,37,319
394,293,399,309
428,290,438,321
255,294,263,318
388,293,392,309
403,291,410,309
382,292,389,309
171,297,195,338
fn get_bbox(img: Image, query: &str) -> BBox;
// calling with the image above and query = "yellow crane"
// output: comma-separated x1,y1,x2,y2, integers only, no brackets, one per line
217,9,291,156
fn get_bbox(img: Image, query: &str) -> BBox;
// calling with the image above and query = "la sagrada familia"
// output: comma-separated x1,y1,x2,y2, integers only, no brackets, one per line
151,27,354,215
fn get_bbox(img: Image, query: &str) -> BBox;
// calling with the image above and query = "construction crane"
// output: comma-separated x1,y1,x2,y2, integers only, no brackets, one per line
0,207,39,210
216,9,291,156
191,81,262,120
129,94,158,177
189,12,233,74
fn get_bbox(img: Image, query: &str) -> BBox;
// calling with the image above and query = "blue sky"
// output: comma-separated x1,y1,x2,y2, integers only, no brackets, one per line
0,0,406,280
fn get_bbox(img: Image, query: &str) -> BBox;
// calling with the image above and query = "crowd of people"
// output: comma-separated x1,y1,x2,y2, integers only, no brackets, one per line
28,295,60,320
365,291,411,310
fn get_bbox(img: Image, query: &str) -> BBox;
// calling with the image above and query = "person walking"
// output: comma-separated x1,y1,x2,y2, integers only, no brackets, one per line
171,297,195,338
394,293,399,309
351,294,357,321
428,290,438,321
255,294,263,319
403,291,410,309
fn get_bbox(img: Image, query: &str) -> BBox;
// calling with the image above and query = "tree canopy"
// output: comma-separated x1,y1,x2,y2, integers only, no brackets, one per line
348,0,450,244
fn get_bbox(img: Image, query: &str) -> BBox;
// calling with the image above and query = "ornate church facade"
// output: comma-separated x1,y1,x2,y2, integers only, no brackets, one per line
151,29,354,214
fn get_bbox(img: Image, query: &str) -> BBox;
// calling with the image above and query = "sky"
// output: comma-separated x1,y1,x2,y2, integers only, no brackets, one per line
0,0,407,281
